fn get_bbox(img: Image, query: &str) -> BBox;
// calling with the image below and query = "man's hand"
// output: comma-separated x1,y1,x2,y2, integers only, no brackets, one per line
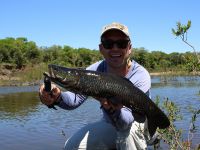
39,84,61,106
96,98,123,112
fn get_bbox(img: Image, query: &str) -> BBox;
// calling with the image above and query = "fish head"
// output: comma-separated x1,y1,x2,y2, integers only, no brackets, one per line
46,64,80,90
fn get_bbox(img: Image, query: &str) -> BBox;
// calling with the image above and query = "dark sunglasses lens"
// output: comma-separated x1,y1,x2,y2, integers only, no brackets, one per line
102,39,129,49
116,40,129,49
102,40,113,49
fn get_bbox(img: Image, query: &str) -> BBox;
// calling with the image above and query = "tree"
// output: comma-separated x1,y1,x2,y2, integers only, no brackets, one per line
25,42,39,59
131,47,149,67
172,20,200,72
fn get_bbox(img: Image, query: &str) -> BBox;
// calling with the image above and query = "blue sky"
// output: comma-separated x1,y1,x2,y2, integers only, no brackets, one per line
0,0,199,53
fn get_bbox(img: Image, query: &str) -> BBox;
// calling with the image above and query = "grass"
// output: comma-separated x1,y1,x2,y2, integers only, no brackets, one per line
0,63,48,86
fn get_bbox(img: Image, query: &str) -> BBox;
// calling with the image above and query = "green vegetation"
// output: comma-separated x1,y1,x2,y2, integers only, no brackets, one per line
0,37,199,72
0,36,199,85
172,20,200,73
150,20,200,150
155,97,200,150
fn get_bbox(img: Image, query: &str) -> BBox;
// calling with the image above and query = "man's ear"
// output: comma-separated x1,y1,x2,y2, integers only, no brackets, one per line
128,43,132,55
99,44,103,54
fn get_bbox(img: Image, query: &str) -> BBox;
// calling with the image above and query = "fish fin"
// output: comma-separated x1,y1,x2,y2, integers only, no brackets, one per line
147,117,158,137
121,75,170,130
156,112,170,129
132,112,146,123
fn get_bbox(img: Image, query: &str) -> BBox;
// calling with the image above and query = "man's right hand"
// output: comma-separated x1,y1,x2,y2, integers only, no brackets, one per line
39,84,61,106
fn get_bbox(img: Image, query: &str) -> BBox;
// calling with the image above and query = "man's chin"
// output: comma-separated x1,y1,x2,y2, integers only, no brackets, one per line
107,60,125,68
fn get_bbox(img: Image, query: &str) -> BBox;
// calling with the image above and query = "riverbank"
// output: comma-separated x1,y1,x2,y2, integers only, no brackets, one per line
0,65,199,86
0,73,41,86
0,63,46,86
150,71,200,76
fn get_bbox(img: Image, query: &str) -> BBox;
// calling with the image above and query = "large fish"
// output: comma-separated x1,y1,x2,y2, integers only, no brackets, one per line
44,64,170,136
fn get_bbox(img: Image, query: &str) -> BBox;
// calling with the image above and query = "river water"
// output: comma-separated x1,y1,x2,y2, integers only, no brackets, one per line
0,76,199,150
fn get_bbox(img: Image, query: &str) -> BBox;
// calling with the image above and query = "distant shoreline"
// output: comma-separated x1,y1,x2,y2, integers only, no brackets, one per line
150,71,200,76
1,71,200,87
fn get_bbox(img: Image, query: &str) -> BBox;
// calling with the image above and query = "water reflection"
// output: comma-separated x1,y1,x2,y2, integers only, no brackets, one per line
0,91,102,150
0,85,38,94
0,92,40,120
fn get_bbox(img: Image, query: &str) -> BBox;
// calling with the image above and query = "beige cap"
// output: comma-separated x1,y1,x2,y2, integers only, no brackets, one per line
101,22,130,38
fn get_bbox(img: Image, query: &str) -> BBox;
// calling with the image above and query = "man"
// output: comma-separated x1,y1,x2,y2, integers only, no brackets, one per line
39,22,152,150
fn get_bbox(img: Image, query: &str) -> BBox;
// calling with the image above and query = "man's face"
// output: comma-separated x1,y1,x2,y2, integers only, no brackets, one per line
99,30,132,68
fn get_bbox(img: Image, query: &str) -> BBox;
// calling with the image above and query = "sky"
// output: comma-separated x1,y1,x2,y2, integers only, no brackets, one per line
0,0,199,54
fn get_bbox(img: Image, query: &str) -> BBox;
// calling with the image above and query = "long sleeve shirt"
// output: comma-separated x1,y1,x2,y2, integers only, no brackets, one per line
57,60,151,131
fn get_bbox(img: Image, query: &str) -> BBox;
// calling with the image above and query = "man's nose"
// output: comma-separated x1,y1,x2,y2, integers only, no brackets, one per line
111,43,119,50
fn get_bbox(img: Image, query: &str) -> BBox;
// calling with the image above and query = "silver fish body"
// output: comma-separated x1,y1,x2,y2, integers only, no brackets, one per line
44,64,170,136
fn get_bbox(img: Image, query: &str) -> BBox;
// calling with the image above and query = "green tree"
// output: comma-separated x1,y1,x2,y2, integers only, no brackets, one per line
25,41,40,60
172,20,200,72
131,47,149,67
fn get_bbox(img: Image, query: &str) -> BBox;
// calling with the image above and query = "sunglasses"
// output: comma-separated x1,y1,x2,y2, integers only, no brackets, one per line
101,39,130,49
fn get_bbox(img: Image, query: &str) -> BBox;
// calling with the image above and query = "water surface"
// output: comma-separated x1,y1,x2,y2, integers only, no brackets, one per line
0,76,199,149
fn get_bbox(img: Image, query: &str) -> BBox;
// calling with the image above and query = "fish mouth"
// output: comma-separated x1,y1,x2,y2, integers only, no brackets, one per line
43,70,63,84
48,64,72,80
46,64,79,88
47,65,62,80
43,72,51,78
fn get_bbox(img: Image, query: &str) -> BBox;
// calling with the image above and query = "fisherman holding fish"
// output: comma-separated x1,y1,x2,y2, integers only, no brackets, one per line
39,22,161,150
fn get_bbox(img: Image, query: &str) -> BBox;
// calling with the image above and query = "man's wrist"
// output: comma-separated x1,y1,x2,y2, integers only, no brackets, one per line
54,93,62,105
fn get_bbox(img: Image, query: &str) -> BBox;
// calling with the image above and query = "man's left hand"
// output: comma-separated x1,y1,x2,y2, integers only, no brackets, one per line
96,98,123,111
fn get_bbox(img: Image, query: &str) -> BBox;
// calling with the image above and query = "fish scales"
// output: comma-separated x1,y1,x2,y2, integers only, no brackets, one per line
45,64,170,136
